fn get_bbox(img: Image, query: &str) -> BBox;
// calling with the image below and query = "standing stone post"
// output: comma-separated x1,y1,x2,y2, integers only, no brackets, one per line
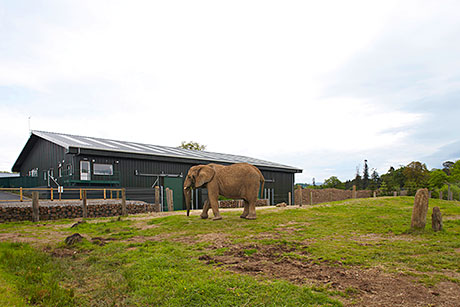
82,190,87,218
121,188,127,216
393,191,397,197
439,191,443,200
165,188,174,211
288,192,292,206
352,185,357,199
310,190,313,205
411,188,429,229
295,187,302,206
373,191,377,198
32,191,39,222
155,186,160,207
432,207,443,232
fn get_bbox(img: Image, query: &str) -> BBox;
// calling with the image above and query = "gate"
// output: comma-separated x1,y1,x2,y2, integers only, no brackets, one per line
163,177,184,211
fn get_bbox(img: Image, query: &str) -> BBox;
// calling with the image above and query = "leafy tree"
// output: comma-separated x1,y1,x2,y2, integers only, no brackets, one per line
442,161,455,176
450,160,460,182
404,180,418,196
323,176,344,189
402,161,429,188
380,181,390,195
369,169,380,191
352,167,362,190
362,160,369,189
179,141,206,151
428,169,448,189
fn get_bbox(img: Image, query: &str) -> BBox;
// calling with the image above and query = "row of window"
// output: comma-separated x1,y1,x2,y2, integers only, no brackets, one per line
27,163,114,179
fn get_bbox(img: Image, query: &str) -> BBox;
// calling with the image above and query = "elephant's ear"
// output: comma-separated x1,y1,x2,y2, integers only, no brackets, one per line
195,165,215,188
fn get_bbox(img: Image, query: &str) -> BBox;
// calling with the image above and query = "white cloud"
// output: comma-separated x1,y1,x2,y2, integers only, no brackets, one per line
0,0,459,182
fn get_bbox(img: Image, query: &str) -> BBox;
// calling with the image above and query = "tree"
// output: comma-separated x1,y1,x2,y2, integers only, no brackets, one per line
179,141,206,151
403,161,429,188
442,161,455,176
352,167,362,189
323,176,344,189
362,160,369,189
428,169,448,189
369,169,380,191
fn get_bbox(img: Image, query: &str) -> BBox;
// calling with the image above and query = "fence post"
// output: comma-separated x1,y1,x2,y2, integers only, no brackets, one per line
121,188,127,216
80,189,82,200
155,186,160,207
51,187,54,201
166,188,173,211
82,190,87,218
32,191,39,222
104,189,106,200
20,187,23,202
288,192,291,206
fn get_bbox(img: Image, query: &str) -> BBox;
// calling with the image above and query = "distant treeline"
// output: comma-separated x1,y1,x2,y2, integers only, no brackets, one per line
297,160,460,198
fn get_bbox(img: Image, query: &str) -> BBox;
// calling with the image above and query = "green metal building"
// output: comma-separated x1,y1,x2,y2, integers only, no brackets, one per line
11,131,302,210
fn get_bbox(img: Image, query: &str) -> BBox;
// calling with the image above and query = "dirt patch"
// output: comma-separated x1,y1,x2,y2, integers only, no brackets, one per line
198,242,460,306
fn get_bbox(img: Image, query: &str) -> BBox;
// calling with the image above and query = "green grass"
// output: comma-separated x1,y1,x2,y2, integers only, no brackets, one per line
0,196,459,306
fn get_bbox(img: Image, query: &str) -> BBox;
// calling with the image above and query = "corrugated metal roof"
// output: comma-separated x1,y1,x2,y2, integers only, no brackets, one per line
32,131,302,172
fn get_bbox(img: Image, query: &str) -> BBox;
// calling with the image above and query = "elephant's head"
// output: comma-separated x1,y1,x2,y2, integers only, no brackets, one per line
183,165,215,216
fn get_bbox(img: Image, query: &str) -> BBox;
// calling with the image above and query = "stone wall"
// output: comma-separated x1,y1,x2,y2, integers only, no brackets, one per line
294,188,373,206
218,199,270,208
0,200,159,223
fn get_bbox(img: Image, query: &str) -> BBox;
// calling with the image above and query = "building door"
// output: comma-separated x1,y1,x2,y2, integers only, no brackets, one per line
80,161,91,181
163,176,184,211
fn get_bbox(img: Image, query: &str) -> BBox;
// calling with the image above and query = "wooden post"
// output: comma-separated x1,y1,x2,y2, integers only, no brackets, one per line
20,187,23,202
288,192,291,206
104,189,106,200
155,186,160,206
82,190,87,218
352,185,357,199
121,188,127,216
310,190,313,206
32,191,39,222
166,188,173,211
110,190,113,199
79,189,82,200
50,187,54,201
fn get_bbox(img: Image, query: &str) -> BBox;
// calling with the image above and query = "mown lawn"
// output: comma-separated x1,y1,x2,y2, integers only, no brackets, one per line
0,197,459,306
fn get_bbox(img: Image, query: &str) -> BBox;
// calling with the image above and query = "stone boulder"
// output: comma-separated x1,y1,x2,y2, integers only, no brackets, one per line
411,188,429,229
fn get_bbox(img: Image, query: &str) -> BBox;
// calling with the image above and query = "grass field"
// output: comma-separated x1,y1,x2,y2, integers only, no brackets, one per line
0,197,459,306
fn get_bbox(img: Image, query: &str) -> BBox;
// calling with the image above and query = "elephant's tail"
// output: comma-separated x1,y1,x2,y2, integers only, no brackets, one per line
259,175,265,200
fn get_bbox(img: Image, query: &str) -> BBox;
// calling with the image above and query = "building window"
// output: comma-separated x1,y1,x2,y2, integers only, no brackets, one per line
93,164,113,176
28,168,38,177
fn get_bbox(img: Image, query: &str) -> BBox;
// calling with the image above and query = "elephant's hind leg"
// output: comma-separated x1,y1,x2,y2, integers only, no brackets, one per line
245,198,257,220
240,200,249,218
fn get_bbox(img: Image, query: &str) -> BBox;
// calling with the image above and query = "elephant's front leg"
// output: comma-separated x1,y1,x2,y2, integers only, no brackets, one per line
208,191,222,220
200,199,210,219
240,200,249,218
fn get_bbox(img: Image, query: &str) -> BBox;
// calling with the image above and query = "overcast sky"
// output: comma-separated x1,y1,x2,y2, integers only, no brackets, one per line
1,0,459,183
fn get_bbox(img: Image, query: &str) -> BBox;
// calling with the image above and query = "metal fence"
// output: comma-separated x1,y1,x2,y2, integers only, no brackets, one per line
0,187,123,202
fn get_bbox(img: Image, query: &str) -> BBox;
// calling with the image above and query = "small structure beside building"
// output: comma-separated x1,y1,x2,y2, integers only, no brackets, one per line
9,131,302,210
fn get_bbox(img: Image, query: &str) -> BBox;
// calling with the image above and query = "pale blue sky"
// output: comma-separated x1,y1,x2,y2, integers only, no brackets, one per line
1,0,459,183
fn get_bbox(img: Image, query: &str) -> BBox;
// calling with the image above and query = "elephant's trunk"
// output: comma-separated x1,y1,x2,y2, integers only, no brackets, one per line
184,187,192,216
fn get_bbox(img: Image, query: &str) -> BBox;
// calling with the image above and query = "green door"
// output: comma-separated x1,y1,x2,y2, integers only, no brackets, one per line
163,177,184,211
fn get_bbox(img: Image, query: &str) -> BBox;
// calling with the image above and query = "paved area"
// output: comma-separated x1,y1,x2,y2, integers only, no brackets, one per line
0,190,24,202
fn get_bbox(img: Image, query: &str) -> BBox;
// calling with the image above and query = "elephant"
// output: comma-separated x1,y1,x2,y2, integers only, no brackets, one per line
183,163,265,220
